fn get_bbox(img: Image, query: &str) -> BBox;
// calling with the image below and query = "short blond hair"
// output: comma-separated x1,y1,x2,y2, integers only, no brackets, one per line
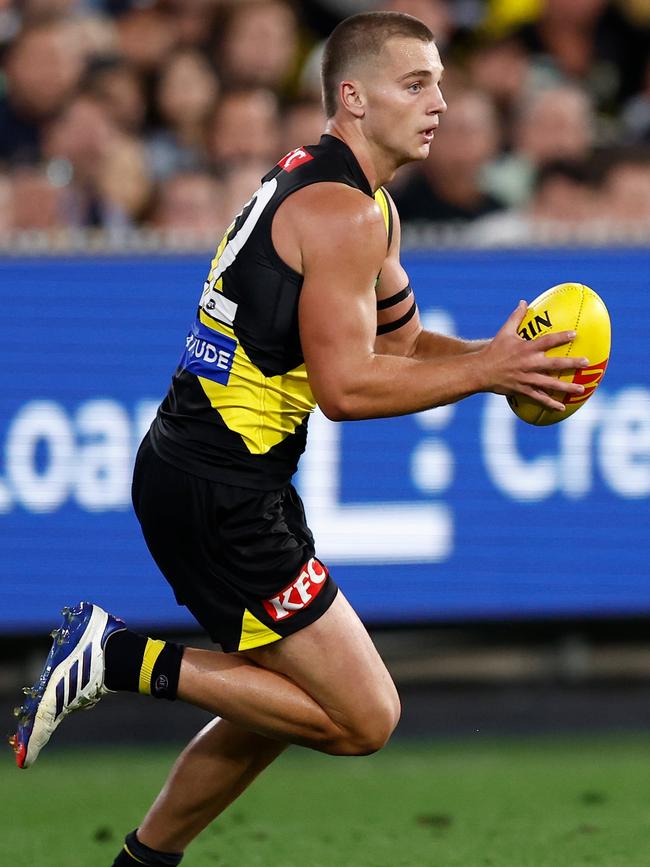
321,11,434,118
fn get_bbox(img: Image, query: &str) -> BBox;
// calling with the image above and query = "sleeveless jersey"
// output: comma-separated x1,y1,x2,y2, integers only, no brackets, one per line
150,134,393,490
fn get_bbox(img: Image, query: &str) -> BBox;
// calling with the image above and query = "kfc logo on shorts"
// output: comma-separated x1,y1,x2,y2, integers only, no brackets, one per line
278,147,313,173
263,558,329,621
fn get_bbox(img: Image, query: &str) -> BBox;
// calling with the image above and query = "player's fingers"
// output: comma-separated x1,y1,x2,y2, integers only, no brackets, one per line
518,386,567,413
551,380,585,396
541,355,589,372
529,374,585,396
501,300,528,334
534,330,577,351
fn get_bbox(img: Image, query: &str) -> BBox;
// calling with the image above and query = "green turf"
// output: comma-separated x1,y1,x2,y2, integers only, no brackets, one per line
4,734,650,866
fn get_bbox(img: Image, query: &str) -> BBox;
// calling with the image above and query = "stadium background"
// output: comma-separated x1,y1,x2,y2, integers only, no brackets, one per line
1,1,650,865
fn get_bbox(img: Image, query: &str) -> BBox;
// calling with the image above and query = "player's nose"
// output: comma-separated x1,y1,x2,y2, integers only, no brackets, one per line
427,88,447,117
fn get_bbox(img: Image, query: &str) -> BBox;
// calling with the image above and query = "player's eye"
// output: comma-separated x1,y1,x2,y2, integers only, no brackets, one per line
407,82,422,93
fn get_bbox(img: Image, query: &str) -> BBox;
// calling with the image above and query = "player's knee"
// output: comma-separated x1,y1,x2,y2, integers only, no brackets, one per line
336,690,401,756
358,693,401,755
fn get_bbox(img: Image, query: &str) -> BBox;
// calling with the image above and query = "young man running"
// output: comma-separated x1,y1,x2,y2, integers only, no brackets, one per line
11,12,588,866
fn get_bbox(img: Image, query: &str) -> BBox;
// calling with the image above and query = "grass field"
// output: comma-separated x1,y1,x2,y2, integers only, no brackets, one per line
4,734,650,867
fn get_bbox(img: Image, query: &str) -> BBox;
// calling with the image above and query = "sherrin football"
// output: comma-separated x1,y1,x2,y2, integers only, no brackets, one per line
507,282,611,426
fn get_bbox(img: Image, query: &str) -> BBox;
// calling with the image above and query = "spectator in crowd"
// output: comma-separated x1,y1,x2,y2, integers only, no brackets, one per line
0,174,12,234
206,87,282,169
151,170,225,240
115,5,178,74
12,2,120,60
220,159,273,218
379,0,455,49
468,158,601,246
516,83,595,163
212,0,301,94
85,57,148,136
622,58,650,143
43,93,118,189
485,83,596,206
296,38,327,104
528,158,599,225
471,147,650,246
513,0,650,113
602,147,650,222
146,48,220,179
391,87,505,223
465,35,532,148
480,0,540,37
0,172,13,234
621,0,650,26
18,0,78,26
43,92,151,228
0,20,85,164
162,0,221,51
96,133,153,227
280,98,326,154
0,0,648,240
8,163,70,231
69,9,120,62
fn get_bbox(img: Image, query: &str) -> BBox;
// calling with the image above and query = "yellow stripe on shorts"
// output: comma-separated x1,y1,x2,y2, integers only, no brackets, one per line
238,608,282,651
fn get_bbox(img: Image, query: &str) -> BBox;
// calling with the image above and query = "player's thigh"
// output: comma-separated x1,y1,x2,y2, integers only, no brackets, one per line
243,591,400,743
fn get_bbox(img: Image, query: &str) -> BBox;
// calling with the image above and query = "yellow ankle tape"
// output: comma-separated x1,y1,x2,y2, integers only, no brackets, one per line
138,638,166,695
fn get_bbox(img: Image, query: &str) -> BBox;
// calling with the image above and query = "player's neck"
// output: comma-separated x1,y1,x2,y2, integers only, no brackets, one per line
324,119,397,193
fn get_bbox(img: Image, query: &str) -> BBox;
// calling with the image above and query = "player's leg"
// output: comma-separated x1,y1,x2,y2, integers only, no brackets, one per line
130,718,286,854
124,437,398,752
10,594,372,770
12,434,398,864
178,591,400,754
12,589,397,863
131,590,399,856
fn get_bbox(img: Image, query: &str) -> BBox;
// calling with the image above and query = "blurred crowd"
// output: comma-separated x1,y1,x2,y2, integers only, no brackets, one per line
0,0,649,246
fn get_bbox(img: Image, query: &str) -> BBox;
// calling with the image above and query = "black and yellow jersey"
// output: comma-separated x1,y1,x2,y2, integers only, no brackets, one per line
150,134,393,490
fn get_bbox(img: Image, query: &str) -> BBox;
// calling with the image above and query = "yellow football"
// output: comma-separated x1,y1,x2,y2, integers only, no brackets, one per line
507,282,611,426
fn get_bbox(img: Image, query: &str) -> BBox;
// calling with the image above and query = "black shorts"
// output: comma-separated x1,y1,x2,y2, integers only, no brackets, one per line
131,433,338,652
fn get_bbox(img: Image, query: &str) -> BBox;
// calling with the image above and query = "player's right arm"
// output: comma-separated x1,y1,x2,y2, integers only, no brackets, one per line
284,184,586,420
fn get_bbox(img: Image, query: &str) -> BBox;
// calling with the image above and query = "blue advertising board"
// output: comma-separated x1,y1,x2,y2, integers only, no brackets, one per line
0,249,648,632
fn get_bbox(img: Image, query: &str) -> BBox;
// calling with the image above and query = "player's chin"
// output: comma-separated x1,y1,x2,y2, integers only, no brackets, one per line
413,142,431,160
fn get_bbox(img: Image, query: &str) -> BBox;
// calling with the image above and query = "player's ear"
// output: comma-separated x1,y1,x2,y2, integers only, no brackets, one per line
340,80,366,118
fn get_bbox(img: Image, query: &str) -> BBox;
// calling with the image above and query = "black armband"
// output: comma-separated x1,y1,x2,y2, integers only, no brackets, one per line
376,283,412,310
376,300,417,335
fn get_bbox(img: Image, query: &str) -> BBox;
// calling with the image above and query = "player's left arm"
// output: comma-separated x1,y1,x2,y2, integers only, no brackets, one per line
374,191,489,359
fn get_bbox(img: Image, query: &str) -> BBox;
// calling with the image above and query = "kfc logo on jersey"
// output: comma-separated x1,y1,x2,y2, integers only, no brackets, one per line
278,147,313,173
263,558,329,621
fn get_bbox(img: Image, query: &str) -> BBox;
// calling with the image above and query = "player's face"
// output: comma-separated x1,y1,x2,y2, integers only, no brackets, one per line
361,37,446,165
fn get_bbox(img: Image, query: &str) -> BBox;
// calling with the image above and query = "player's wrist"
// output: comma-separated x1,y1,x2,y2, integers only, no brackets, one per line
461,345,494,395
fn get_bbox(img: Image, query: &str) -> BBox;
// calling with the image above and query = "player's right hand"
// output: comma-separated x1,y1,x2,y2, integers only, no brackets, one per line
479,301,589,412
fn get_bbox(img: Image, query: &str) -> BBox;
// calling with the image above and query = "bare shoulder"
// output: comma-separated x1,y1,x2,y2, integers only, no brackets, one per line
287,182,384,223
273,182,388,275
